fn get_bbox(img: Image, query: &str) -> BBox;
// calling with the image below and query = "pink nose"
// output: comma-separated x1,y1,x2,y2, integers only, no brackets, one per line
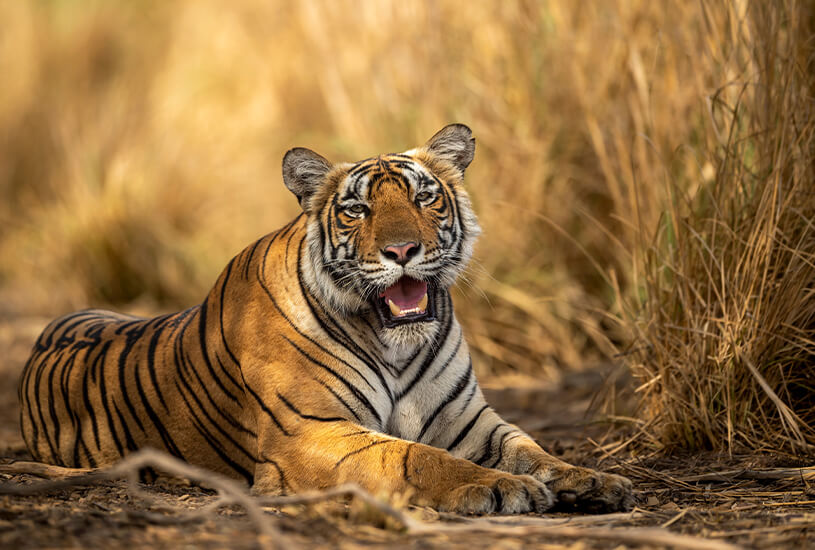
382,242,420,266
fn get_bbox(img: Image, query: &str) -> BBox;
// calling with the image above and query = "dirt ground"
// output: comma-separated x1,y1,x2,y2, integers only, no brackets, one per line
1,317,814,549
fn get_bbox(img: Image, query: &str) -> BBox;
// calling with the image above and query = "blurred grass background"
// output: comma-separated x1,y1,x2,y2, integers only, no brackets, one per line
0,0,813,454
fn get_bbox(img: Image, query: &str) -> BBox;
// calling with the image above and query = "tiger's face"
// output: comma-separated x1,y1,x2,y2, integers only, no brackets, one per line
283,124,480,347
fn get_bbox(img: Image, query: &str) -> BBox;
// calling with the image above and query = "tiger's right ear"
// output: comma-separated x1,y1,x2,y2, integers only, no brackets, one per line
282,147,333,211
423,123,476,174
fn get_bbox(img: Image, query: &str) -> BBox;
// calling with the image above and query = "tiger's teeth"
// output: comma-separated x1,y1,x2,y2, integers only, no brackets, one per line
418,293,428,312
388,299,402,317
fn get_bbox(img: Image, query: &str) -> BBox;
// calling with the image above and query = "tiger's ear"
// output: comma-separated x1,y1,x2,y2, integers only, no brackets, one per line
282,147,333,210
423,123,476,174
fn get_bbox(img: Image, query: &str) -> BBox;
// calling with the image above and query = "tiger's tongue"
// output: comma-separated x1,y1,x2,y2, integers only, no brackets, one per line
380,277,427,309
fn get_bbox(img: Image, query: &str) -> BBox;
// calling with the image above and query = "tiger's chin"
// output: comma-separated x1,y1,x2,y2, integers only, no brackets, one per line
378,318,440,349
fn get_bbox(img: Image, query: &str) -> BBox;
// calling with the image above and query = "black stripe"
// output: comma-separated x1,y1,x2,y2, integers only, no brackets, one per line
340,430,371,437
78,434,96,468
45,351,66,464
447,405,489,451
472,424,506,465
217,258,245,381
284,222,299,262
97,342,127,457
133,335,186,460
333,439,393,468
174,311,255,437
117,323,148,433
243,237,265,280
257,455,289,495
40,311,94,350
176,347,256,438
145,317,171,411
402,443,418,488
417,367,472,442
80,346,102,451
89,334,109,384
276,392,346,422
458,375,479,414
257,214,302,278
488,432,522,469
35,352,62,463
113,319,141,335
183,399,254,485
58,352,83,466
197,296,243,405
311,377,362,422
172,378,257,463
283,336,382,426
112,400,139,452
244,383,290,436
395,301,454,400
19,355,41,457
430,331,463,381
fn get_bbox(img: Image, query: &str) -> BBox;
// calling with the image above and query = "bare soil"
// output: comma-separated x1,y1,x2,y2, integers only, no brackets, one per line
1,317,814,549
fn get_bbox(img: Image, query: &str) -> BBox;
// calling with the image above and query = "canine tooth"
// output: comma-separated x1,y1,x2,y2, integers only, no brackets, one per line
418,294,428,312
388,299,402,317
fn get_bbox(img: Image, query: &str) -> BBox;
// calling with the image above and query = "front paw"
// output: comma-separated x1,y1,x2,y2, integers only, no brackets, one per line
535,465,634,513
440,473,555,515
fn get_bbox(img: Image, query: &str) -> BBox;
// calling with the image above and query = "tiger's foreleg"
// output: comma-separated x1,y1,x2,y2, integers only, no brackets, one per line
251,419,554,515
448,407,634,513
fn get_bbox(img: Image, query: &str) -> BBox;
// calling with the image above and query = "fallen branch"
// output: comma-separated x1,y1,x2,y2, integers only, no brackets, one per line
0,448,283,550
257,483,423,531
0,461,91,480
408,522,740,550
0,449,742,550
678,467,815,483
436,510,642,526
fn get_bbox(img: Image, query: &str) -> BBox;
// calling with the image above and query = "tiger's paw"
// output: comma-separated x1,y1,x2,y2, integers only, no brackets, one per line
535,465,633,513
440,474,554,515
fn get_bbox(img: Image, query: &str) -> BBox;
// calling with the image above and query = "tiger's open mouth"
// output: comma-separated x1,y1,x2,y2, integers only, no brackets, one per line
373,276,436,328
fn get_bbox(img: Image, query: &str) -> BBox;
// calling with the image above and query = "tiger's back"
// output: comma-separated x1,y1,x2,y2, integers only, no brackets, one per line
17,230,277,480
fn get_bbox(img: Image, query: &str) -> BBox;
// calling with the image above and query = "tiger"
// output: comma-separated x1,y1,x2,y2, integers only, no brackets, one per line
18,124,633,514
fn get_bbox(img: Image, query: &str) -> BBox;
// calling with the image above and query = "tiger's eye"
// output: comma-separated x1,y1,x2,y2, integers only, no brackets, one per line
416,191,433,202
346,204,367,216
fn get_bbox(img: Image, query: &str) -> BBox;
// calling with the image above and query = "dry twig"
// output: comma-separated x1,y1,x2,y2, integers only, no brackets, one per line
0,449,746,550
0,449,283,550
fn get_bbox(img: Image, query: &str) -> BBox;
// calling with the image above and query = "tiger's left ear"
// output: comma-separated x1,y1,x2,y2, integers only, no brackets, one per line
282,147,333,211
423,123,476,174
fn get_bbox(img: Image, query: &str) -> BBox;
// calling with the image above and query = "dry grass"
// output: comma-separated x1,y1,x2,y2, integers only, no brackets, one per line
0,1,813,454
620,0,815,455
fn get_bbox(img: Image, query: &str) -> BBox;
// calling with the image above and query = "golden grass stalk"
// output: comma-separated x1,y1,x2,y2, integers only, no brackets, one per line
622,0,815,454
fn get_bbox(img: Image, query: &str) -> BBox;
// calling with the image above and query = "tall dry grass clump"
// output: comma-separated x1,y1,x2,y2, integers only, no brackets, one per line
624,1,815,454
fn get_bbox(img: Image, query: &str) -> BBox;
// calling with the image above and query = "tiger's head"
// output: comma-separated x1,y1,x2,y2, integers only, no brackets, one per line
282,124,481,348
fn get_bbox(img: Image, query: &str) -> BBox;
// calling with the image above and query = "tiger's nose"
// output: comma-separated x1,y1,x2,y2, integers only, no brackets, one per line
382,242,420,266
